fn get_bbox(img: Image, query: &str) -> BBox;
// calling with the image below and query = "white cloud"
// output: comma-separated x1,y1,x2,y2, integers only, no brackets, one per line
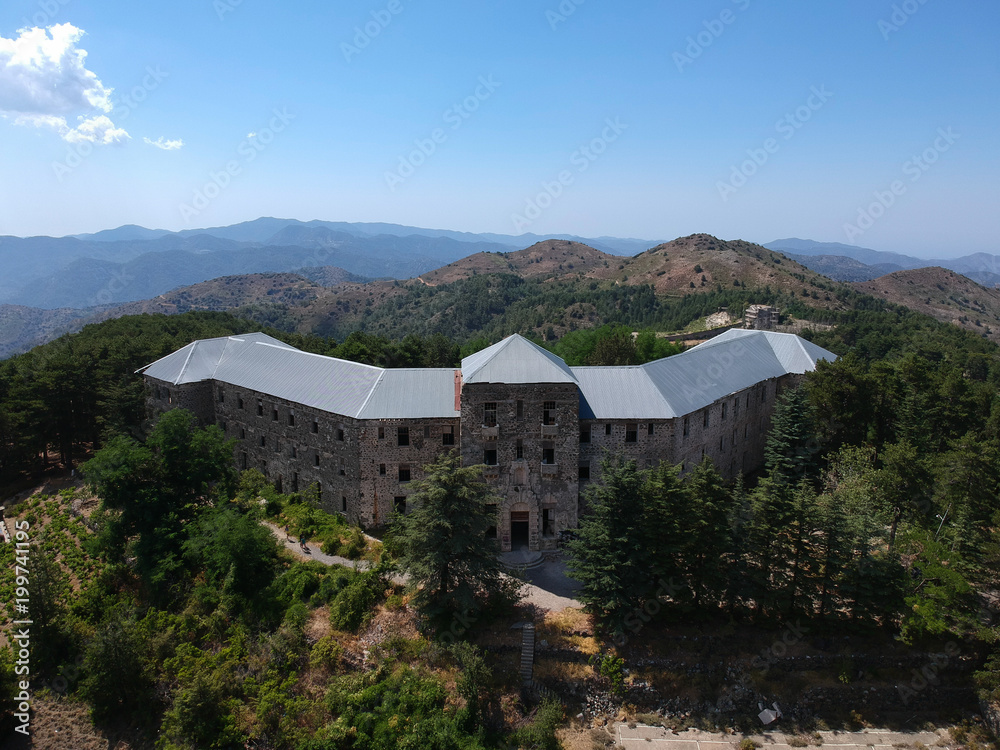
143,136,184,150
0,24,129,144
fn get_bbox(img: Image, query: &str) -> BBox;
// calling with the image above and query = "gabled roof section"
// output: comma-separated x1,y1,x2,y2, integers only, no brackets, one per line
138,332,293,385
461,334,577,385
139,333,460,419
575,330,835,420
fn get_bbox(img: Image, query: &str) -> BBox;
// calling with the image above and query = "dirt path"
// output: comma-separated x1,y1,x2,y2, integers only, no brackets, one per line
263,521,582,612
612,726,956,750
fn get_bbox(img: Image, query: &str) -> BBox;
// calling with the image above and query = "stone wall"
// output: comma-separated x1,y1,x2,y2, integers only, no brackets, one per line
461,383,579,551
146,377,213,425
356,418,461,527
213,385,361,520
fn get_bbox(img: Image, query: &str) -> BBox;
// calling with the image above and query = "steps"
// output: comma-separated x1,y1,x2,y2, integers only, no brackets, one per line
519,623,535,683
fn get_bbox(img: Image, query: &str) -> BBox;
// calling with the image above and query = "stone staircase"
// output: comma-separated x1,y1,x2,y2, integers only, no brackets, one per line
519,623,535,684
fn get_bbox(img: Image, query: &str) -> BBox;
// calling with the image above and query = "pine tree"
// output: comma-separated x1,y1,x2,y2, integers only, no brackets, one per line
393,452,517,635
679,457,732,608
567,456,651,638
764,386,818,484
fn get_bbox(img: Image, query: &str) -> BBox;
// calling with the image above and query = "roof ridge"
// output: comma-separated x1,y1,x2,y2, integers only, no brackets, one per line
174,343,198,385
355,369,388,419
254,341,385,372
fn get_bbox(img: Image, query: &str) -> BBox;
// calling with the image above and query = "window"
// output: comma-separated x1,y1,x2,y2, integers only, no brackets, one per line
625,424,638,443
220,421,227,433
734,399,740,416
342,496,348,513
272,408,278,421
722,403,727,420
378,426,385,440
339,460,346,477
683,417,690,438
275,438,280,453
315,453,320,467
291,446,297,458
292,473,299,493
257,400,264,416
288,413,296,427
237,396,244,410
516,400,523,418
398,464,411,482
217,388,224,403
379,463,386,476
484,402,497,427
543,509,556,537
578,464,591,480
337,428,344,441
541,442,555,465
648,423,655,435
240,452,247,470
312,420,319,434
442,426,455,446
394,497,406,514
397,426,409,446
317,482,322,500
424,425,430,438
746,394,750,408
259,436,266,448
720,436,725,451
543,401,556,425
484,449,498,466
515,439,524,460
239,428,245,439
703,410,711,428
580,425,591,443
275,476,283,493
605,424,612,436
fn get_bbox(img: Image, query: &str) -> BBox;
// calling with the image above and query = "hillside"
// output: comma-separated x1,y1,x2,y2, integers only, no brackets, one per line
853,267,1000,341
0,305,95,358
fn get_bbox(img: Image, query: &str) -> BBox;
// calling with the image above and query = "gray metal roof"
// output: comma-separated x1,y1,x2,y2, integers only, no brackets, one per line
461,334,578,384
574,330,835,420
140,329,832,422
358,369,459,419
139,334,459,419
138,332,293,385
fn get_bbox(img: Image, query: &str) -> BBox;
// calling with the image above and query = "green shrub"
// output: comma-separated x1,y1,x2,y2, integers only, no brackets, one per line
330,571,384,632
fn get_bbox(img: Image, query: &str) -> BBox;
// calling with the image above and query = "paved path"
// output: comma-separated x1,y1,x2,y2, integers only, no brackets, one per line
614,727,954,750
264,521,583,612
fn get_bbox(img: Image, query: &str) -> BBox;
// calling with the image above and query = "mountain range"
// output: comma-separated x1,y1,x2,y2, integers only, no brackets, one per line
1,219,998,358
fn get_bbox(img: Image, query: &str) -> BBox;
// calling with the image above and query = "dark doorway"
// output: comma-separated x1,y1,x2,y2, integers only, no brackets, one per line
510,510,530,550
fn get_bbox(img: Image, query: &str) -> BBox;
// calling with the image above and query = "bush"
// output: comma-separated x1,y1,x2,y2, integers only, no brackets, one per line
330,570,385,632
511,699,564,750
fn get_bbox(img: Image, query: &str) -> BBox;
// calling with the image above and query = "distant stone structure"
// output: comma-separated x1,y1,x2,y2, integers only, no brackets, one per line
139,329,833,552
745,304,779,330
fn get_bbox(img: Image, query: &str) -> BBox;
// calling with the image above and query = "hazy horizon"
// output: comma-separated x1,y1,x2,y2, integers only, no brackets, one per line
2,1,997,258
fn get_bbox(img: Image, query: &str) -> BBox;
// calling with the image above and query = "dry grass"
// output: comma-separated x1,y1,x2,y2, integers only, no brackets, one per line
22,692,153,750
557,725,616,750
533,656,594,683
537,608,599,655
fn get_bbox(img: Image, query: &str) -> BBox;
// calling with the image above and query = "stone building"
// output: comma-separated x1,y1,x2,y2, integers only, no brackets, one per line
744,304,779,330
139,329,834,552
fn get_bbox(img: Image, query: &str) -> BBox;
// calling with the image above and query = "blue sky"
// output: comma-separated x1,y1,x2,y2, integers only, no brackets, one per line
0,0,997,257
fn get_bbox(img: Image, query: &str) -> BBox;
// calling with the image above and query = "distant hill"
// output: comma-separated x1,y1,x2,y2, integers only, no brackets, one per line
852,267,1000,341
0,305,95,359
4,218,663,311
768,238,1000,287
